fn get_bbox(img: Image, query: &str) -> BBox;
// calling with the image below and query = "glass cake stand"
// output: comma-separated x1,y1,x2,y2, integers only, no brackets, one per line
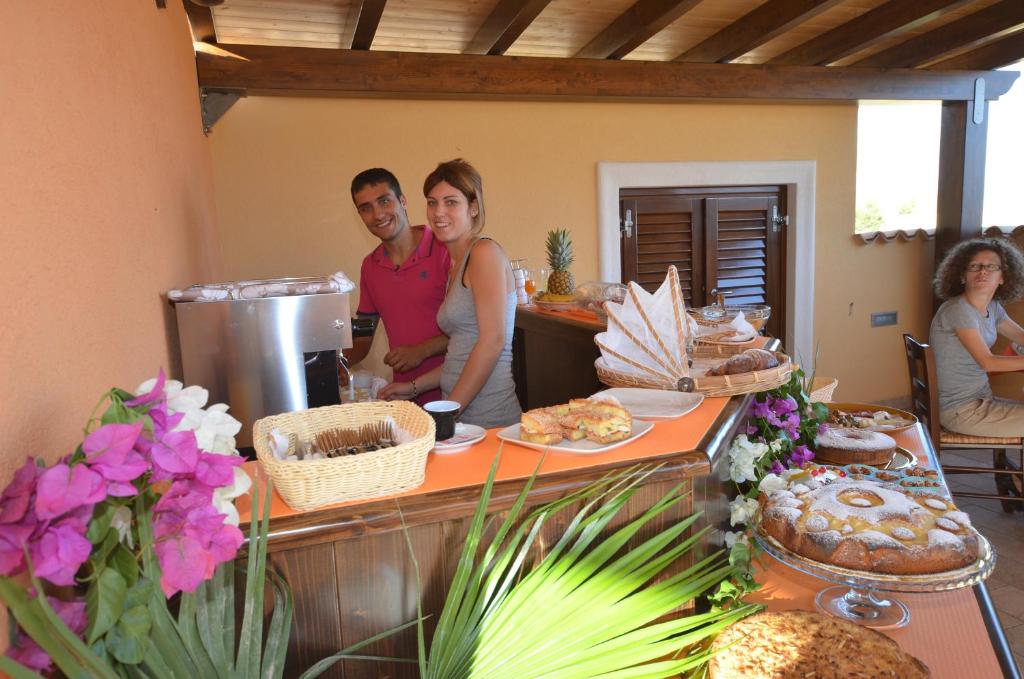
754,530,996,630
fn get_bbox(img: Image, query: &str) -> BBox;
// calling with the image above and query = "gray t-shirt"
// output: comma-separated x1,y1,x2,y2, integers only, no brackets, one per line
929,296,1006,413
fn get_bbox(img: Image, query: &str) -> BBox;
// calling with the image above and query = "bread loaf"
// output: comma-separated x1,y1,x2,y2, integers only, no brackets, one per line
707,348,780,376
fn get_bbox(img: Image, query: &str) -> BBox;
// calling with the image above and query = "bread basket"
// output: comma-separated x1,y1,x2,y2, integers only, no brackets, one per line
253,401,434,511
596,344,792,397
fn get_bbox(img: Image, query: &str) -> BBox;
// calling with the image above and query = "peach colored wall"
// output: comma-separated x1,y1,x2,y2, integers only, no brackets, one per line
209,97,932,404
0,1,219,488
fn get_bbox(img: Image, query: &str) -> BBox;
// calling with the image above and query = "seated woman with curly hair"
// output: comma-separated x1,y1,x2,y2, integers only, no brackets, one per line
930,237,1024,436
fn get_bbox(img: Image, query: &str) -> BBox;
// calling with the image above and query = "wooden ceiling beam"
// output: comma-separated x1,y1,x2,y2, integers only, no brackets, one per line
464,0,553,56
930,30,1024,70
182,0,215,43
349,0,387,50
575,0,702,60
674,0,843,64
768,0,971,66
195,44,1018,102
853,1,1024,68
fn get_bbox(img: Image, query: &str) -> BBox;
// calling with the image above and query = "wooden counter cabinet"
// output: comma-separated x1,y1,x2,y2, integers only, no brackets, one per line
237,390,756,678
512,306,605,411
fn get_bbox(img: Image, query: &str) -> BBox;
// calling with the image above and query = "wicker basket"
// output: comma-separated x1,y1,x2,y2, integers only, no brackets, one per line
596,344,792,398
253,401,434,511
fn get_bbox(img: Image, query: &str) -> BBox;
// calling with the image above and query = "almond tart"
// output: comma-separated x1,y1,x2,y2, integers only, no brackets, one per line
708,610,930,678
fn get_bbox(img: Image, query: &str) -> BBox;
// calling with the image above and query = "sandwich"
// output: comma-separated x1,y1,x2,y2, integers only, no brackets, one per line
558,413,588,441
520,409,563,445
581,402,632,444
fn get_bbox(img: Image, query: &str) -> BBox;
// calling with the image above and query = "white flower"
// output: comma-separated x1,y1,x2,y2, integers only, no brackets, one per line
213,468,253,526
167,384,209,414
758,473,787,493
724,531,750,549
769,439,784,453
729,495,759,527
111,506,134,549
192,408,243,455
728,435,771,483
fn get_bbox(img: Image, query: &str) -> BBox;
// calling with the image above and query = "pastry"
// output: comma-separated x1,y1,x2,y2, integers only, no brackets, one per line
815,427,896,466
708,610,930,678
707,348,781,376
759,478,979,574
828,408,915,431
518,398,632,445
520,409,562,444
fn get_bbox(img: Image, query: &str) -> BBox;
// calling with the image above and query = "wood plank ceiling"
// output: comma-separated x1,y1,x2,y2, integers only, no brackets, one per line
199,0,1024,70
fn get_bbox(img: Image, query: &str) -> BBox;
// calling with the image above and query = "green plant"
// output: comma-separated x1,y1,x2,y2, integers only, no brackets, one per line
416,454,760,678
0,374,393,679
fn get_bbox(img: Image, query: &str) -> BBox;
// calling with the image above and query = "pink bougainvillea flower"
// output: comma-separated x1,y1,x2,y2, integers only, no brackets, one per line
5,633,50,672
194,452,244,489
5,595,87,672
0,521,36,575
148,430,200,481
34,464,106,520
155,532,216,596
125,368,166,407
29,520,93,586
83,423,149,491
206,522,244,563
0,458,41,524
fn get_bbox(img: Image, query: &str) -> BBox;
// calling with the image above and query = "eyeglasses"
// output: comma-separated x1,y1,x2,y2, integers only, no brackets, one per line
966,263,1002,273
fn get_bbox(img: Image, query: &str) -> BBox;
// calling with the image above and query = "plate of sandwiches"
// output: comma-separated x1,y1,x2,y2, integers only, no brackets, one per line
497,397,654,454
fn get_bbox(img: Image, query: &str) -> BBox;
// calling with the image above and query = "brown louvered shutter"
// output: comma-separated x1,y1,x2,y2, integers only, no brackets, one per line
621,186,786,341
706,195,783,338
620,196,704,306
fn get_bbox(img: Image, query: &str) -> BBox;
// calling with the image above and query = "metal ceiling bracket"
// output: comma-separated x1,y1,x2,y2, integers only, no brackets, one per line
200,86,246,135
973,78,985,125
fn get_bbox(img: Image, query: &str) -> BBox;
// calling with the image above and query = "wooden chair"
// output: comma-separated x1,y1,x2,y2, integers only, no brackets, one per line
903,333,1024,512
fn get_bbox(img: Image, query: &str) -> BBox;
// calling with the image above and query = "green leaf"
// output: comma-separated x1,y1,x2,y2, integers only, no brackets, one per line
260,566,294,679
124,577,154,610
105,604,151,665
110,544,139,587
87,502,118,545
93,525,121,567
86,568,128,644
101,400,135,425
0,656,48,679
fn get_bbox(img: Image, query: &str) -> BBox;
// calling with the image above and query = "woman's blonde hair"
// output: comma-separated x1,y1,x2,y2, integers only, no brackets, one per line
423,158,485,235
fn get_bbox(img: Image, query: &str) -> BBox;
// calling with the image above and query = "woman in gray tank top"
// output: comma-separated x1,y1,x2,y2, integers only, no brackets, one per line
379,159,521,428
929,237,1024,437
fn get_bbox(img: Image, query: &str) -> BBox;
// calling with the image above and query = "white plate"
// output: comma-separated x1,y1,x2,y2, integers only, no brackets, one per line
591,388,704,421
433,423,487,454
496,419,654,454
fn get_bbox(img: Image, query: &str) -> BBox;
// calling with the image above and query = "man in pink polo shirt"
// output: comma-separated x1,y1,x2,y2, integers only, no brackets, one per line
350,168,450,405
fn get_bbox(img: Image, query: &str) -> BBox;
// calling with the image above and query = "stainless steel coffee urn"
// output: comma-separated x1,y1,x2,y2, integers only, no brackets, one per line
171,277,353,448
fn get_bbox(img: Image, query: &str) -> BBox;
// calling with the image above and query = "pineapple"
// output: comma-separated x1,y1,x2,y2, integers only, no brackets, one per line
545,229,576,297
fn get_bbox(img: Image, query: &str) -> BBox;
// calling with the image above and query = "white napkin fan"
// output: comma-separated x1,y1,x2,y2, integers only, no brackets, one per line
594,266,694,387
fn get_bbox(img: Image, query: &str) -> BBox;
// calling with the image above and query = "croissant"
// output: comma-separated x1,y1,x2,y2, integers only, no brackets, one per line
707,348,780,376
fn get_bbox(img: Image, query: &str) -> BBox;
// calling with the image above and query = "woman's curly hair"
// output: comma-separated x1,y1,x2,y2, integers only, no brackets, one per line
933,237,1024,302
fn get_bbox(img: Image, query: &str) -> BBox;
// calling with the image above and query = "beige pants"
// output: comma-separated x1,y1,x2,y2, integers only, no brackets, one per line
941,398,1024,437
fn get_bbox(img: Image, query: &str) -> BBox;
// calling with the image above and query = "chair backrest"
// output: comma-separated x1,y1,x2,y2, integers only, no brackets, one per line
903,333,941,449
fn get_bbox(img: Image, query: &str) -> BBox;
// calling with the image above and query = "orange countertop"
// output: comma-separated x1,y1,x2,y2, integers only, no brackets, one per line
237,394,732,522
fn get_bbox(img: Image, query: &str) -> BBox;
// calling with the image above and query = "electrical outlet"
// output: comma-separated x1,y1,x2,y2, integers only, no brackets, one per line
871,311,898,327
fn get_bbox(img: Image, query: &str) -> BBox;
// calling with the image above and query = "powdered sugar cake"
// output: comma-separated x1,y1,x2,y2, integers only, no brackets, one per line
758,478,979,575
708,610,930,678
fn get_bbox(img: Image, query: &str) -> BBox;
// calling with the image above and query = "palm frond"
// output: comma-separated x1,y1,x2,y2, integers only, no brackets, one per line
425,456,760,679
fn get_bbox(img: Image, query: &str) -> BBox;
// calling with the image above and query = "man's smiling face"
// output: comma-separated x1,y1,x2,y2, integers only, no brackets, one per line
353,182,410,243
